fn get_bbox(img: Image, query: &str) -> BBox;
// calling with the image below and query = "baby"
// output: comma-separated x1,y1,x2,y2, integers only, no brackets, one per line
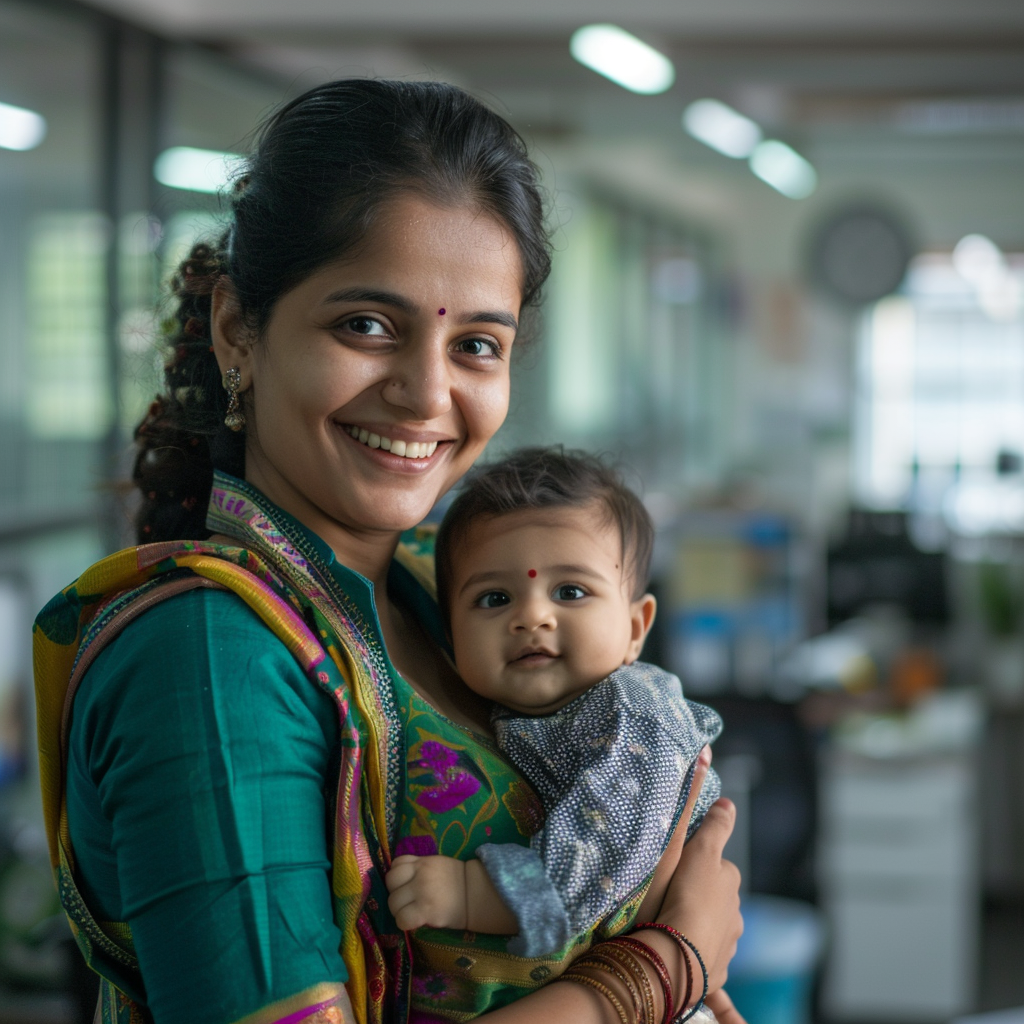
385,447,722,959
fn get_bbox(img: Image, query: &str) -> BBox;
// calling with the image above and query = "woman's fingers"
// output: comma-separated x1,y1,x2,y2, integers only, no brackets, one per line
656,794,743,999
679,745,712,838
687,797,736,857
705,988,748,1024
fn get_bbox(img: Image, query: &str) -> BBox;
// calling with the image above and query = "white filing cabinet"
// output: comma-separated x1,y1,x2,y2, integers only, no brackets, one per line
819,748,980,1021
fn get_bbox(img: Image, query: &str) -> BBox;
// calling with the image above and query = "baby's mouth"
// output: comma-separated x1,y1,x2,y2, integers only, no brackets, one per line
509,647,559,668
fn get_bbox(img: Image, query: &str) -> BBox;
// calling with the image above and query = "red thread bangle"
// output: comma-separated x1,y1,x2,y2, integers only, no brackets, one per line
634,922,708,1023
614,936,674,1024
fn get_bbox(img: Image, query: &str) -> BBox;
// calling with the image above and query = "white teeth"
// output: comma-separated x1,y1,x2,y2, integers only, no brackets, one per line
345,426,440,459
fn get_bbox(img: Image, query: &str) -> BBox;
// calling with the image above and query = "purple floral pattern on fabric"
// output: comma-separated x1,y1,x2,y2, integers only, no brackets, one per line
412,971,449,1001
394,834,438,858
413,741,481,813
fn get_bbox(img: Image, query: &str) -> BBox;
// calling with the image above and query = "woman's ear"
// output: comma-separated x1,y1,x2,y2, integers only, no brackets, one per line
211,277,254,385
624,593,657,665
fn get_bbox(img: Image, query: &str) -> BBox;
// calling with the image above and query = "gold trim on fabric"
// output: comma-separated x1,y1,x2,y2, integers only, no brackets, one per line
412,935,591,989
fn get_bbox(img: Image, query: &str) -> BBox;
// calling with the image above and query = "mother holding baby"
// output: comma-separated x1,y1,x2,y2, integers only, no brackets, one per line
33,80,743,1024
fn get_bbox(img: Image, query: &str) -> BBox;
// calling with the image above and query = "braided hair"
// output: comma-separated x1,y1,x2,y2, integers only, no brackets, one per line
134,79,552,542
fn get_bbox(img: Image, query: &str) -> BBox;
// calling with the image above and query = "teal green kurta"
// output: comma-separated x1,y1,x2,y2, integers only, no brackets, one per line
63,486,550,1024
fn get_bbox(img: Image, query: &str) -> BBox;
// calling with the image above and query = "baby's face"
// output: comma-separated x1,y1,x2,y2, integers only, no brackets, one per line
447,503,655,715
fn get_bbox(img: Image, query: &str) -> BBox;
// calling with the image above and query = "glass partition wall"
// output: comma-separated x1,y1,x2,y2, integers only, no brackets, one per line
0,4,283,1008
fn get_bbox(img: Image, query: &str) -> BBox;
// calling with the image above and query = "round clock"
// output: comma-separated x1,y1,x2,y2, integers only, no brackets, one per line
807,204,916,306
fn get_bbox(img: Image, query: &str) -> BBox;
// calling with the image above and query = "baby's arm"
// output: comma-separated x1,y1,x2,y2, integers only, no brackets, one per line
385,854,518,934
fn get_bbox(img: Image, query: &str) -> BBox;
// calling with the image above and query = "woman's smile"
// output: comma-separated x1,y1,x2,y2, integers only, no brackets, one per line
337,422,449,463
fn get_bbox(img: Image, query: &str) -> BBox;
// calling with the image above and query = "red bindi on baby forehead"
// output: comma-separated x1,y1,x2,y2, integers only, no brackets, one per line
527,569,537,578
438,307,446,315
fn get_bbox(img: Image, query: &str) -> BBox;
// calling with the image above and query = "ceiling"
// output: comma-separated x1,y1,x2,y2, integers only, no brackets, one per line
78,0,1024,252
85,0,1024,125
81,0,1024,40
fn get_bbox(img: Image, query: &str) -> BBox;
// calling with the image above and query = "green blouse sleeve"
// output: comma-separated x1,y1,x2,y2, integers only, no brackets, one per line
65,587,348,1024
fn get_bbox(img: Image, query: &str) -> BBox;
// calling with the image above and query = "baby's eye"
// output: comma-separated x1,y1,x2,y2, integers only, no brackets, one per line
554,585,587,602
476,591,511,609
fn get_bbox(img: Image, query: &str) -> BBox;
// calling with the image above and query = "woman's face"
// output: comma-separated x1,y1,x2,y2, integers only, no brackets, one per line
221,195,523,541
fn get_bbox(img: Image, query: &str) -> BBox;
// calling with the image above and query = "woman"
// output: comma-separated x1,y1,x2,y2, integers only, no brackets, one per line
33,80,743,1024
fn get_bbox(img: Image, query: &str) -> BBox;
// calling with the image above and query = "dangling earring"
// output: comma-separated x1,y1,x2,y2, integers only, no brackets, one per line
223,367,245,431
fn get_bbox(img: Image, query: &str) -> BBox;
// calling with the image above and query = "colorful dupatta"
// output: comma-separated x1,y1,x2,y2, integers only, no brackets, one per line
34,472,421,1024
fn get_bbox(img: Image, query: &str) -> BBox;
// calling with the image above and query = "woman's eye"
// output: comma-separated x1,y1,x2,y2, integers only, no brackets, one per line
455,337,499,358
342,316,389,337
555,585,587,602
476,591,511,609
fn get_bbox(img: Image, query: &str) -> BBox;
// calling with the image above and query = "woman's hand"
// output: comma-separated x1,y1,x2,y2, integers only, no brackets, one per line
638,745,744,995
654,795,743,994
705,986,747,1024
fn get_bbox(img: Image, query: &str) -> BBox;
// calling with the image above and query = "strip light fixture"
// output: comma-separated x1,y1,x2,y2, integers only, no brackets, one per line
682,99,762,158
570,24,675,95
683,97,817,199
0,100,46,151
748,139,817,199
154,146,243,194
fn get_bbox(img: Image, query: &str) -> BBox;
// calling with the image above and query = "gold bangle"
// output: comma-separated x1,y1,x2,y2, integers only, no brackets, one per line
563,969,631,1024
598,944,658,1024
575,954,644,1024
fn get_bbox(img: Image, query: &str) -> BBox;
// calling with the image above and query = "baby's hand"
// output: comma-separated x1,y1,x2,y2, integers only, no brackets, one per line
385,854,468,931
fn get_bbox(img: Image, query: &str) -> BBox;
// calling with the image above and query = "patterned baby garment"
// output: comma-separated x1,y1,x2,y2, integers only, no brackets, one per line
477,661,722,957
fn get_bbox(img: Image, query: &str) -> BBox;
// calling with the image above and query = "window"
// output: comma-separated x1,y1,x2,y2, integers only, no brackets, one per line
854,251,1024,533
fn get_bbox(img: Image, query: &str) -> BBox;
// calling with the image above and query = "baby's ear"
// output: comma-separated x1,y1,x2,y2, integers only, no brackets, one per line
624,593,657,665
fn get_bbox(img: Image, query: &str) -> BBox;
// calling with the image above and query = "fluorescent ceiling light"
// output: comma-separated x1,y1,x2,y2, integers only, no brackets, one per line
952,233,1004,286
682,99,762,158
0,100,46,151
154,146,243,194
952,234,1021,321
570,24,675,95
749,139,817,199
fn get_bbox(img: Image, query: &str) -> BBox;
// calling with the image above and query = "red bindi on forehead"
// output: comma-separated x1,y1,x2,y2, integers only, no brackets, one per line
527,569,537,578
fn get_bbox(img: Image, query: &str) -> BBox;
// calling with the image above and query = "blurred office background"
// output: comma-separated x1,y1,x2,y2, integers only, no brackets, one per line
1,0,1023,1020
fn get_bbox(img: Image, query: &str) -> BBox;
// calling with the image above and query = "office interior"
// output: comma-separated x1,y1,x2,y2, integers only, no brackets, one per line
0,0,1023,1020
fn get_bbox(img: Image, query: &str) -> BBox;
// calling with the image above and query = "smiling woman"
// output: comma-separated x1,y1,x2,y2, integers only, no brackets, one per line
212,194,523,570
33,79,744,1024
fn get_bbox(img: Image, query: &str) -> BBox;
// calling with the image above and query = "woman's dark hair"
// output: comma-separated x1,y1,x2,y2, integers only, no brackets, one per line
435,447,655,628
134,79,551,542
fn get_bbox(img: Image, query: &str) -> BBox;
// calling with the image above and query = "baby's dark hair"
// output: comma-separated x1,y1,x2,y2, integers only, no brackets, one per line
435,447,654,620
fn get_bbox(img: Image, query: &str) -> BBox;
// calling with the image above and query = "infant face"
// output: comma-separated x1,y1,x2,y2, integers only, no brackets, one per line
447,503,653,715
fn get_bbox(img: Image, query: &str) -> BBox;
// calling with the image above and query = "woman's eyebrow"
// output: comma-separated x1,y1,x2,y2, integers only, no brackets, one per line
461,310,519,332
323,287,418,313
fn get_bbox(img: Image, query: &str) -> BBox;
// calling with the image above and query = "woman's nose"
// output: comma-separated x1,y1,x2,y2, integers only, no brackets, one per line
383,334,453,420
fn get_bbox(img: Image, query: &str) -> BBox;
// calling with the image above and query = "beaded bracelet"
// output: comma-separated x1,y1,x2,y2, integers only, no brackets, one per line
612,935,674,1024
561,969,631,1024
634,922,709,1023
